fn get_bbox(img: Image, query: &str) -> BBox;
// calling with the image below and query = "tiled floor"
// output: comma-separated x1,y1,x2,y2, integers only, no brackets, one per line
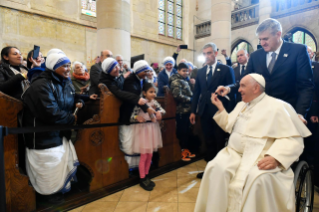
69,159,319,212
69,160,205,212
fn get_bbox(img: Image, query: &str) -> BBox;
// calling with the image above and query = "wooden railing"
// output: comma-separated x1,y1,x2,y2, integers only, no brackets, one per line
231,4,259,30
195,21,211,39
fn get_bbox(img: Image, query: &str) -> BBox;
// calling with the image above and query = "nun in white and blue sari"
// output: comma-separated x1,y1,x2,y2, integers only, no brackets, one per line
22,51,82,201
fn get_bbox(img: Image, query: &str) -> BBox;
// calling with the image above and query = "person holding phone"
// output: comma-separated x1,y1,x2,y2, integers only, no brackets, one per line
26,47,46,82
0,46,29,99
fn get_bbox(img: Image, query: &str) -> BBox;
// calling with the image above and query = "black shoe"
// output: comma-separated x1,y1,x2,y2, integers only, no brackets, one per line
46,193,64,204
146,175,156,187
140,178,153,191
197,172,204,179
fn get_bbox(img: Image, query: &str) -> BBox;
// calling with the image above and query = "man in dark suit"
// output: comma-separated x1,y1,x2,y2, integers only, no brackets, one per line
306,46,319,188
157,56,177,96
233,49,249,102
216,18,314,124
189,43,236,179
89,49,113,95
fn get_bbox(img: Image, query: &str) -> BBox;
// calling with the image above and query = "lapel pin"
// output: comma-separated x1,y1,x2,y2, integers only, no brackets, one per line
283,54,288,57
312,66,314,69
217,68,220,72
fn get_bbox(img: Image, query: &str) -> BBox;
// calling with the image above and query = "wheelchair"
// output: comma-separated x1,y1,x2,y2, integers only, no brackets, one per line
293,161,314,212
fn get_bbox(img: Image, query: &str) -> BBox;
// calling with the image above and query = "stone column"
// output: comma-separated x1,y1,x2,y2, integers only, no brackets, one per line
96,0,131,62
210,0,232,63
259,0,273,22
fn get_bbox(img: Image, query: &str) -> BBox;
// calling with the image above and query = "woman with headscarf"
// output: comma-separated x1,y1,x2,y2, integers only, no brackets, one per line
99,57,148,106
0,46,29,99
22,52,96,203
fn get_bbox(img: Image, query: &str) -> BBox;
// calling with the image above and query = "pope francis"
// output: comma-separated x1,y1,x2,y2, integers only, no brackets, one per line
194,74,311,212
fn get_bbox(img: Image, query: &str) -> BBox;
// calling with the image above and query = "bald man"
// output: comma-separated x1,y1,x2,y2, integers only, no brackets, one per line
195,74,310,212
89,50,113,95
233,49,249,102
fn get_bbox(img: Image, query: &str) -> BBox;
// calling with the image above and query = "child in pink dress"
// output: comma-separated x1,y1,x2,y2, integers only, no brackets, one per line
130,83,166,191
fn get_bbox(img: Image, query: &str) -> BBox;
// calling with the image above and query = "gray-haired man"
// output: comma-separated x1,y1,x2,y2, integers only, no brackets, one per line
189,42,236,179
216,18,314,124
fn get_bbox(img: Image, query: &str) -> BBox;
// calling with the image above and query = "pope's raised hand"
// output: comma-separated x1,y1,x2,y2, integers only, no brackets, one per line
215,86,230,97
257,155,279,170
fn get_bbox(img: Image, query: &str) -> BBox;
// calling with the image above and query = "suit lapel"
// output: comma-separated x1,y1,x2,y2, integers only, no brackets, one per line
271,41,290,75
208,63,220,88
201,65,208,90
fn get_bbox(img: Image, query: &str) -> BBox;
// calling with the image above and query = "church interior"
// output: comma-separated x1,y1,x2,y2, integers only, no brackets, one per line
1,0,319,211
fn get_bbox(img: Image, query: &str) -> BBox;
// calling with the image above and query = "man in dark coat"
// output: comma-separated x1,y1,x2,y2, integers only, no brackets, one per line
89,49,113,95
216,18,314,124
305,46,319,188
189,42,236,179
233,49,249,102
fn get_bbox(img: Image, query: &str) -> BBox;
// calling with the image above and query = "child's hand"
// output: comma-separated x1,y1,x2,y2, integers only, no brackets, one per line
156,111,162,121
150,114,157,123
136,116,146,123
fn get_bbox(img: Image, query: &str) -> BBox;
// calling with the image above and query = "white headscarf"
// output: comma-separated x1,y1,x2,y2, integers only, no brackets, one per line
47,49,66,57
102,58,119,74
163,56,175,66
46,53,71,71
133,60,152,74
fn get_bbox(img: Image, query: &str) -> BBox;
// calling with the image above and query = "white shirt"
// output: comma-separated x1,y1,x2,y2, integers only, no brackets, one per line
266,39,283,67
165,70,172,78
206,60,217,80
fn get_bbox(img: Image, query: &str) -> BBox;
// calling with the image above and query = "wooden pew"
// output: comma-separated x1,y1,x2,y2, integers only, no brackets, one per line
74,84,182,192
0,92,36,212
0,84,204,211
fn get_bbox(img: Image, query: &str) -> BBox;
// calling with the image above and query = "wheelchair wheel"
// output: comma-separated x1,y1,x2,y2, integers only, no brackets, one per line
295,162,314,212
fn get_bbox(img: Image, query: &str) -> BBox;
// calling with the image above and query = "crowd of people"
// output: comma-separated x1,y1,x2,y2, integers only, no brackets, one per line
0,17,319,211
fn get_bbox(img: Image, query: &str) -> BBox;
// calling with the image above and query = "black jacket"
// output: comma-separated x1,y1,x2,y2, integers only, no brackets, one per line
99,72,147,107
310,61,319,116
230,41,314,116
119,73,148,124
191,63,236,117
0,62,28,99
89,62,103,95
22,70,84,149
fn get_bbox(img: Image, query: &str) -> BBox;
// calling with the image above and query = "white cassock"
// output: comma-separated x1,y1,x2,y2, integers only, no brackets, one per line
194,93,311,212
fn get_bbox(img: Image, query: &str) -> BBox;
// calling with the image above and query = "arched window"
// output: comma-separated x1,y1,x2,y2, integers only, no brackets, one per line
158,0,183,40
231,41,254,63
291,30,317,52
81,0,96,17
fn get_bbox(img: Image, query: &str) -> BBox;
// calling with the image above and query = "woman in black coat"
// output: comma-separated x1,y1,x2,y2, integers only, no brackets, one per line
22,52,96,203
99,57,149,109
0,46,29,99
